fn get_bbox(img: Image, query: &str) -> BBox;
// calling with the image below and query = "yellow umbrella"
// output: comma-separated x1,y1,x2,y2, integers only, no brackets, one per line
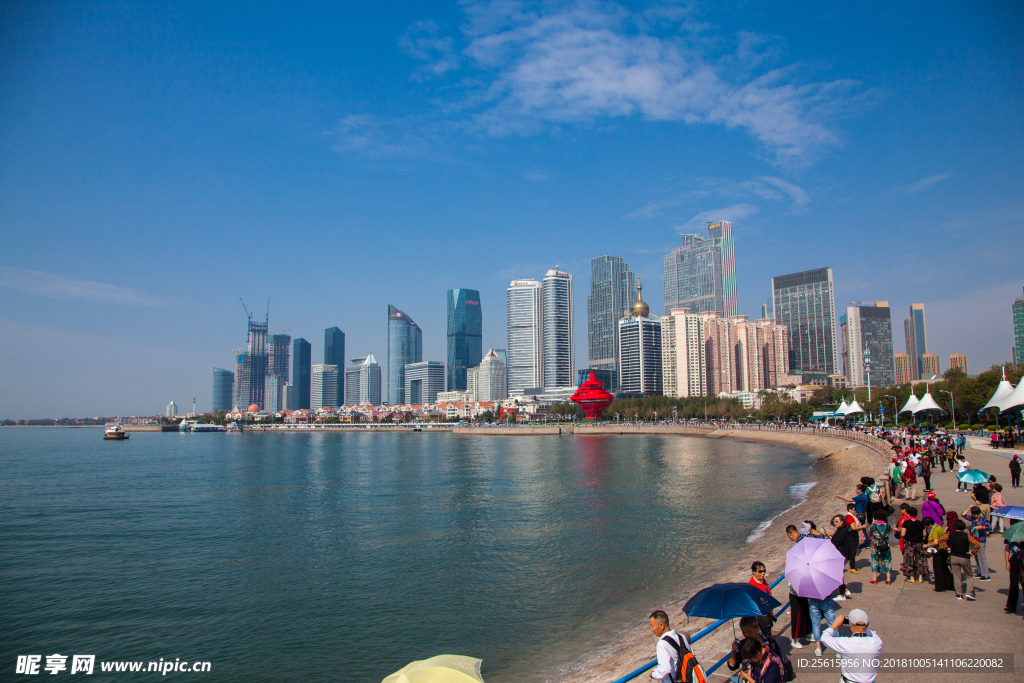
382,655,484,683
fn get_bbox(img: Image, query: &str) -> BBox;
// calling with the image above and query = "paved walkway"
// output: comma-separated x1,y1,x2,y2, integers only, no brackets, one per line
752,444,1024,682
964,434,1024,458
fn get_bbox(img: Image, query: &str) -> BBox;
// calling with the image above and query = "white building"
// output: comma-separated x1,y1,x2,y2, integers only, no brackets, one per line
477,348,508,402
404,361,445,405
618,283,662,396
542,268,575,388
311,364,339,410
661,307,707,398
507,279,544,393
165,401,177,418
359,355,382,406
437,390,474,403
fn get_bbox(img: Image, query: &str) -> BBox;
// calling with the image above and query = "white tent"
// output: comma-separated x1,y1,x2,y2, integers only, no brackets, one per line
836,400,850,416
982,368,1015,411
912,392,944,414
845,400,866,415
995,378,1024,413
899,394,920,414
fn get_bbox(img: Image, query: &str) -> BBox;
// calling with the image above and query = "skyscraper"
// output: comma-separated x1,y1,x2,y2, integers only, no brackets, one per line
387,305,423,404
292,338,311,410
324,327,346,406
265,374,282,412
345,357,366,407
661,308,707,398
894,353,912,385
282,382,294,411
477,349,508,402
404,361,445,405
949,354,967,375
922,353,940,377
166,401,177,418
359,354,382,406
212,368,234,412
234,314,269,410
542,268,575,388
841,302,895,388
663,220,738,317
267,333,291,414
587,255,637,392
507,279,543,392
1012,288,1024,366
904,304,927,381
772,268,839,375
311,364,339,410
618,284,662,396
447,289,482,391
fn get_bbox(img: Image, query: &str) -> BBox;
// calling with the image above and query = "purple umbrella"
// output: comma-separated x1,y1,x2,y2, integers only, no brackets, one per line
785,537,845,600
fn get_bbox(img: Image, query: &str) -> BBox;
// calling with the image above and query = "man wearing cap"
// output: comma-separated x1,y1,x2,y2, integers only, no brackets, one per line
819,609,883,683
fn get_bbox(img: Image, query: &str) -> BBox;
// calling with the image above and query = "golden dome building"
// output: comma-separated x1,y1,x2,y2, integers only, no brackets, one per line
618,282,663,397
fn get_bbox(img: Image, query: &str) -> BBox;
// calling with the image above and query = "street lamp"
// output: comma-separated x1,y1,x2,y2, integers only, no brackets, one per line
939,389,957,431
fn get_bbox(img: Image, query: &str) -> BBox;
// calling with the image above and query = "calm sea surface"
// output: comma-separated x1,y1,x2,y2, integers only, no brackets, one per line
1,428,814,682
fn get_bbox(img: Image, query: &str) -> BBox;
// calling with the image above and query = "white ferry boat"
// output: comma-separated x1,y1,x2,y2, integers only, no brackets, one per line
104,425,129,440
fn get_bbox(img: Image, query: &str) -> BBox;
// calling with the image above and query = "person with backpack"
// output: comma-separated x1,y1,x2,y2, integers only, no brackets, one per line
649,610,704,683
735,638,784,683
868,509,893,585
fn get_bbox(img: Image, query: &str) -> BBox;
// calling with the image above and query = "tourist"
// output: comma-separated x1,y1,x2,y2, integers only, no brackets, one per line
899,506,927,583
785,525,813,648
902,462,918,500
924,516,954,592
806,590,836,657
971,479,992,520
1010,455,1022,489
990,484,1006,533
895,503,911,555
991,431,999,449
648,610,691,683
888,459,902,499
956,456,970,492
920,459,931,493
962,505,992,581
921,492,945,531
944,519,981,600
736,638,784,683
868,509,893,585
1005,531,1022,615
836,485,869,548
844,503,867,566
727,617,783,675
748,561,775,638
819,609,884,683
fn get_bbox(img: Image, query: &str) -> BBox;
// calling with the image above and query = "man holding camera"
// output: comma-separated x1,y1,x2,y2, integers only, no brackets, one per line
818,609,883,683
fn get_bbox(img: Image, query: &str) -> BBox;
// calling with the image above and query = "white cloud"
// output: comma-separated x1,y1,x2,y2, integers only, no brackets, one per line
623,175,809,220
400,20,460,78
893,173,952,194
622,200,667,220
328,115,420,159
677,203,759,231
0,267,166,307
757,175,809,207
404,1,856,163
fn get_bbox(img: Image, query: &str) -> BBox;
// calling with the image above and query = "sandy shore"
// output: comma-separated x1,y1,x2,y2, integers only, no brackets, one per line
538,430,889,683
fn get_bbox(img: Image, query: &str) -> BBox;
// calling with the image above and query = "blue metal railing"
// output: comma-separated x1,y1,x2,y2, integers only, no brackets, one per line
610,574,788,683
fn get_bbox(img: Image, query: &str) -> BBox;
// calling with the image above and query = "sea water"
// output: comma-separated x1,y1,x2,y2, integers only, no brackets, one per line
1,428,813,682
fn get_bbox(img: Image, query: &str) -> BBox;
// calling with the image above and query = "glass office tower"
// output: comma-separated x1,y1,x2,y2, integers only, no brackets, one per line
212,368,234,412
1014,288,1024,366
292,338,312,410
772,267,838,375
324,327,345,406
388,304,423,404
903,304,927,381
663,220,738,318
447,288,482,391
587,255,636,392
507,280,543,393
543,269,575,388
841,302,895,388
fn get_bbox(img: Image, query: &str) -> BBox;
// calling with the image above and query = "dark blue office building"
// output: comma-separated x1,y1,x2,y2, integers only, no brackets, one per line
447,288,482,391
387,305,422,404
324,327,345,406
292,338,312,410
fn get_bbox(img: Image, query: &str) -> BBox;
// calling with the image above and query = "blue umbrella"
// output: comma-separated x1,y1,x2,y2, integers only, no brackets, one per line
683,582,781,620
956,469,990,485
991,505,1024,522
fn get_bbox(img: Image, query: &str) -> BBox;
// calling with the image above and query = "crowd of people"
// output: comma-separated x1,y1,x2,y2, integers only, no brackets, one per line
646,426,1021,683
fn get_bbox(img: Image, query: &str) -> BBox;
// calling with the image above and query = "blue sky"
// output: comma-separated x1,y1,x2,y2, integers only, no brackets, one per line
1,1,1022,418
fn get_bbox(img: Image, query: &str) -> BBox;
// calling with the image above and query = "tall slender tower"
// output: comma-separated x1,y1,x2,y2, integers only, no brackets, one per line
663,220,737,317
507,279,543,393
543,268,575,388
324,327,345,406
618,283,662,396
292,338,312,410
235,312,269,410
387,304,422,404
446,289,482,392
771,268,838,375
904,304,927,381
587,255,637,392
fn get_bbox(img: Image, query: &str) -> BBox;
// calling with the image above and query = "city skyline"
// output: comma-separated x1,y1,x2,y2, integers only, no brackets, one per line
1,2,1022,417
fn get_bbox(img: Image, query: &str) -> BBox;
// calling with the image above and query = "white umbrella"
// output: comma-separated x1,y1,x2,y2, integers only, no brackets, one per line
845,400,866,415
912,392,944,414
836,400,850,416
982,368,1015,411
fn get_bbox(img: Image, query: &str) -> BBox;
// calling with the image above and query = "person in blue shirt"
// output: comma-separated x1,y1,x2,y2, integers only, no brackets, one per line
837,484,870,548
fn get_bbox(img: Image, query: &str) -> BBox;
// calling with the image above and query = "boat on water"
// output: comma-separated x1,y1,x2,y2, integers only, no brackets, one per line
178,421,225,433
103,425,129,440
